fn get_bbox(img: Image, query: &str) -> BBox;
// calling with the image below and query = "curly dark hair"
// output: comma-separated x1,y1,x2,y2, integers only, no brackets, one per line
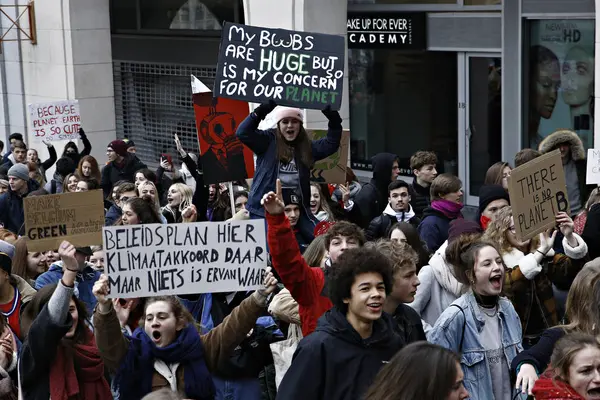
328,247,393,313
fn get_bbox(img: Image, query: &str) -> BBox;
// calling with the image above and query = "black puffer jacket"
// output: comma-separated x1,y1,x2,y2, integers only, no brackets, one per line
392,303,426,345
409,177,431,219
100,154,147,198
353,153,398,228
277,307,403,400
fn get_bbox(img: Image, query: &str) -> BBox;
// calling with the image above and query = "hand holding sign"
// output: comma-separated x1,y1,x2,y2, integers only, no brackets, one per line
322,105,342,127
261,179,285,215
254,100,278,121
556,212,574,237
538,229,557,255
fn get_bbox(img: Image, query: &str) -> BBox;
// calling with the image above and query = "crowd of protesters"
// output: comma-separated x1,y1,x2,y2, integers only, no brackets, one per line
0,103,596,399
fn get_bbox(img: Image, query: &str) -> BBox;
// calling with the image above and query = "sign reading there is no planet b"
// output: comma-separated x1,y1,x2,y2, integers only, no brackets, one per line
215,22,345,110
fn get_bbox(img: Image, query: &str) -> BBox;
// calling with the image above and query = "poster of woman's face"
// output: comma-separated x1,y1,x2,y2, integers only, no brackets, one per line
528,20,595,149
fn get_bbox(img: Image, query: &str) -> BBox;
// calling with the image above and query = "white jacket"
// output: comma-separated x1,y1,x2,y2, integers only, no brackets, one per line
409,240,464,335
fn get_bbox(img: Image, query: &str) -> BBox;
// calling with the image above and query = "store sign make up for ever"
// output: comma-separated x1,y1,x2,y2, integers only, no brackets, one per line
347,12,427,49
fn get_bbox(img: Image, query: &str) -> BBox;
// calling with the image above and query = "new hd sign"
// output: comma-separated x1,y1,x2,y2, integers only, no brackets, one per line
347,12,427,49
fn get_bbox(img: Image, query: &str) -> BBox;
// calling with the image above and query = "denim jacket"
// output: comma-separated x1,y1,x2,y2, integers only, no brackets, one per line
429,291,523,400
236,113,342,240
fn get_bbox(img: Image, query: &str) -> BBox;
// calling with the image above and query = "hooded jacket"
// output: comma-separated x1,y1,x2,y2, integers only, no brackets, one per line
61,130,92,168
0,180,36,235
410,240,464,334
353,153,398,228
538,129,593,214
100,153,147,199
276,308,403,400
365,203,420,241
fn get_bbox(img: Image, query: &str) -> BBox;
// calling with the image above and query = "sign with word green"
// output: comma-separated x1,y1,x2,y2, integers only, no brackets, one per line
215,22,345,110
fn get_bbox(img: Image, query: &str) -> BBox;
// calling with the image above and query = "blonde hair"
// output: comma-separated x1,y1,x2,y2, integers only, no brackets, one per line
585,188,600,212
310,183,334,221
137,181,161,215
164,183,193,213
482,206,539,254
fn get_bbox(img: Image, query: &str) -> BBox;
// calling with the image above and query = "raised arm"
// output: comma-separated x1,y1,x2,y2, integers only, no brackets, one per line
311,106,342,161
40,141,57,171
236,101,277,155
78,128,92,157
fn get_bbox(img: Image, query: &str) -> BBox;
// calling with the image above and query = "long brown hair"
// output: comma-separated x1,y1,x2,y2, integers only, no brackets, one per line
551,333,600,383
276,124,313,168
558,263,600,334
484,161,511,186
12,237,32,281
364,342,462,400
77,155,101,182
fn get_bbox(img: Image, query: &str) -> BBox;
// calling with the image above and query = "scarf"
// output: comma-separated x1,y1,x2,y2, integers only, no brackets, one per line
431,199,464,219
49,330,112,400
114,323,214,400
480,215,491,230
532,373,584,399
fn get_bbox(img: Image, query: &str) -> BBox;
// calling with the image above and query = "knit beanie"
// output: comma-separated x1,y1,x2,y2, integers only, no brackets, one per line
0,252,11,275
282,188,301,207
478,184,510,217
273,107,304,124
56,157,76,177
0,240,15,259
7,163,29,181
108,140,128,158
124,138,136,149
447,219,483,244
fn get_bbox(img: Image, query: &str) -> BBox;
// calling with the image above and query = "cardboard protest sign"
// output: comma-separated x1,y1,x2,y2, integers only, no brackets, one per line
308,129,350,183
215,22,345,110
508,150,570,241
191,75,254,185
103,220,267,298
586,149,600,184
28,100,81,142
24,190,104,252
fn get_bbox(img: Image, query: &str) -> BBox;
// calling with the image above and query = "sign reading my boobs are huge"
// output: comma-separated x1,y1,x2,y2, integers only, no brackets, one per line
215,22,345,110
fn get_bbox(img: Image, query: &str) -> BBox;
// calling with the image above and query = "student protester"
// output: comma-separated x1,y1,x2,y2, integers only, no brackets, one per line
61,128,92,167
35,246,101,315
539,129,594,217
331,168,361,203
62,172,79,193
262,180,365,336
44,249,59,268
27,162,45,187
410,220,483,334
353,152,400,228
477,184,510,230
27,140,57,182
75,178,100,192
370,239,426,344
0,179,7,195
105,182,137,226
483,206,587,347
174,134,209,222
234,191,248,213
364,342,469,400
514,148,541,168
162,183,194,224
531,333,600,399
92,269,279,399
309,183,335,222
430,239,523,400
0,230,16,245
366,180,421,241
44,156,76,194
137,181,167,223
0,141,26,177
124,138,136,154
483,161,512,191
277,248,403,400
0,240,36,340
581,189,600,259
19,241,112,400
121,197,164,225
101,139,147,199
282,189,311,252
89,246,104,272
388,222,430,272
237,102,342,244
77,155,102,183
11,238,47,287
409,151,438,219
418,173,464,253
0,164,37,235
2,133,23,163
512,261,600,396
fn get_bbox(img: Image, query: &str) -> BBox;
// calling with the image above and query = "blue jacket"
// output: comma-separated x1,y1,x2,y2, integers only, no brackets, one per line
429,291,523,400
417,207,457,253
0,180,37,234
34,262,101,314
236,113,342,239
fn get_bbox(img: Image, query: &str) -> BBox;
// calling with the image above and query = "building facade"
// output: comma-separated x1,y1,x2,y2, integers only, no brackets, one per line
0,0,596,207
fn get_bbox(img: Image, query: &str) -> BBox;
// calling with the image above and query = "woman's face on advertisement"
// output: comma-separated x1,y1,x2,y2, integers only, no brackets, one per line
534,60,560,119
562,46,594,107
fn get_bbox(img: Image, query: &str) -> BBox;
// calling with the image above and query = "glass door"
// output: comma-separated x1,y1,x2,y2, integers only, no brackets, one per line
458,53,502,206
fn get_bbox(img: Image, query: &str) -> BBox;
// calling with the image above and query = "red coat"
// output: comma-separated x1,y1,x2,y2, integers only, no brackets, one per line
266,213,333,336
532,375,584,399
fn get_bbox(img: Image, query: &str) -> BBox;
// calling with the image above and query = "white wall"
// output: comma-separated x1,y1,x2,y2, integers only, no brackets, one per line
0,0,116,175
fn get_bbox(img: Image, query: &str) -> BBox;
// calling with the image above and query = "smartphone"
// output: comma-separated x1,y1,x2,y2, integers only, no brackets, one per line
160,154,172,164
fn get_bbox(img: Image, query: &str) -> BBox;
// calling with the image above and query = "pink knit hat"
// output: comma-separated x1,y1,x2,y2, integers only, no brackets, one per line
273,107,303,124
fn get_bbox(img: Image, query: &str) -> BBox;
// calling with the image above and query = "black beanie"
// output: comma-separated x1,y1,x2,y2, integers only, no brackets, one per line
478,184,510,217
282,188,301,207
56,157,76,177
0,252,11,275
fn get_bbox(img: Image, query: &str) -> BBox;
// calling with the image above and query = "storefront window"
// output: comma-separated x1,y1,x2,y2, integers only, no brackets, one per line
525,20,595,149
349,50,458,175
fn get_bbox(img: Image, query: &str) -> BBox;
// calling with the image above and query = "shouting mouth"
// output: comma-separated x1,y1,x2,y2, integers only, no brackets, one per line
367,302,382,313
588,387,600,399
151,330,162,344
489,274,502,290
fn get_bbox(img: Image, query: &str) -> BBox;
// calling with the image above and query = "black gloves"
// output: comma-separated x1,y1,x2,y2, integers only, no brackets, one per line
253,100,277,120
78,127,86,138
322,105,342,127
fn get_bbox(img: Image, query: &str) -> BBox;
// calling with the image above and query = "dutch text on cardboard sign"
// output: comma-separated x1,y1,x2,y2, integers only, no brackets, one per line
103,220,267,298
215,22,345,110
508,150,570,241
28,100,81,143
24,190,105,252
